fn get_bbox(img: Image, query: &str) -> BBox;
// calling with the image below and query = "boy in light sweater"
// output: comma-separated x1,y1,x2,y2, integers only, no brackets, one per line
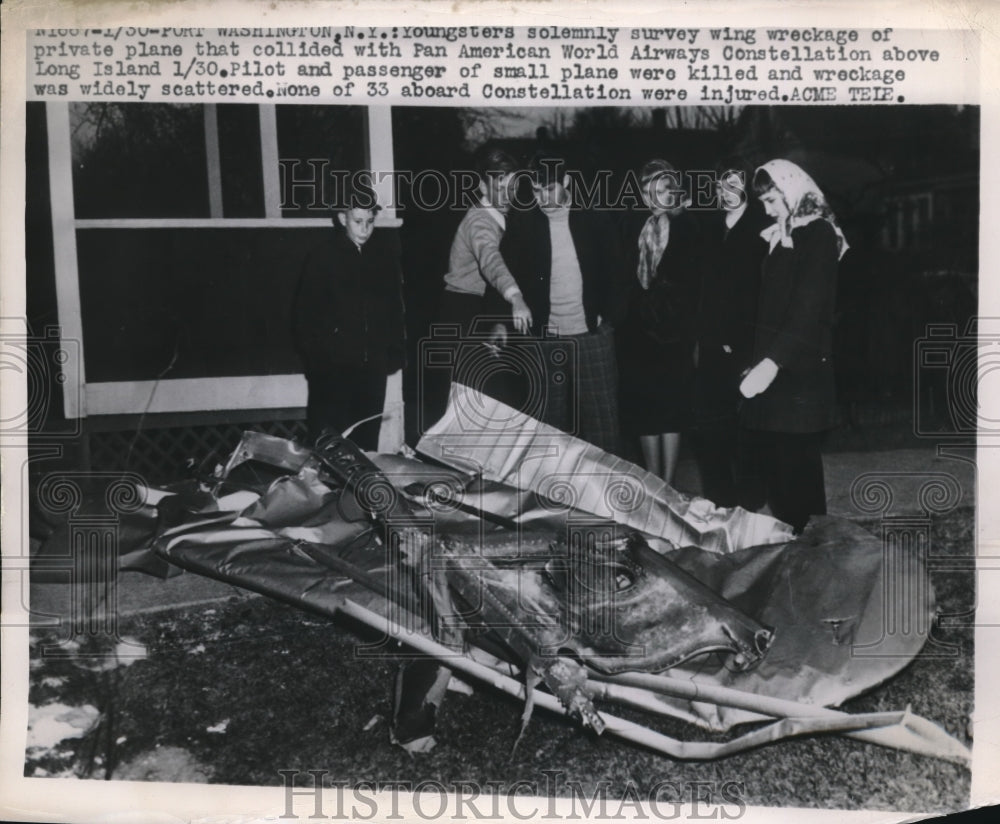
439,147,532,334
425,148,532,427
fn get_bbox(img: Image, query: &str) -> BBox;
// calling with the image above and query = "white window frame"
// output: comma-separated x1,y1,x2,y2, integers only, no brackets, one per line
46,101,399,419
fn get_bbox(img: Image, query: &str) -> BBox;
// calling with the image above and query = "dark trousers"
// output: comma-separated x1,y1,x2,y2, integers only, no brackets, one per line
306,366,387,451
422,290,484,433
691,421,742,508
738,429,827,533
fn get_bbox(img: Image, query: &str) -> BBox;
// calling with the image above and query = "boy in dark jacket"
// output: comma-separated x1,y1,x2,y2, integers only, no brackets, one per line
293,179,405,449
487,152,629,455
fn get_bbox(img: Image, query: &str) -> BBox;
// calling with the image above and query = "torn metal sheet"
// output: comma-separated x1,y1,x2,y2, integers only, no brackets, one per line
657,517,935,731
418,383,795,554
137,429,969,762
34,427,965,762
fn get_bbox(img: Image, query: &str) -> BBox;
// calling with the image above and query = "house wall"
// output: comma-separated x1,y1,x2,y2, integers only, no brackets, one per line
39,102,400,437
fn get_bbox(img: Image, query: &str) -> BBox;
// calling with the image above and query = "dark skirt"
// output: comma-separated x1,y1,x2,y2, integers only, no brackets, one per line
618,348,693,435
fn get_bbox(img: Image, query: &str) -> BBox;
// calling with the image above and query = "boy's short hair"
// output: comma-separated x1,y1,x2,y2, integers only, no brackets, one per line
333,172,382,213
530,151,568,189
474,146,518,184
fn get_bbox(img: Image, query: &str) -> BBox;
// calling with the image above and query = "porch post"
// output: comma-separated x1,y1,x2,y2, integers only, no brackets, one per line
365,106,404,452
45,101,86,419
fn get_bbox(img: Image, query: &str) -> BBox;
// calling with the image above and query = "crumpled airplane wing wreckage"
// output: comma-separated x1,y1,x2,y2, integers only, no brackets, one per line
37,385,969,763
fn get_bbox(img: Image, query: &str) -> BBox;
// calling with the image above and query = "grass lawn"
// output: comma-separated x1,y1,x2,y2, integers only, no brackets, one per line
25,506,974,812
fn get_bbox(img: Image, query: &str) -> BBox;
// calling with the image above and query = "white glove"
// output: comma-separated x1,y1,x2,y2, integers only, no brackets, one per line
739,357,779,398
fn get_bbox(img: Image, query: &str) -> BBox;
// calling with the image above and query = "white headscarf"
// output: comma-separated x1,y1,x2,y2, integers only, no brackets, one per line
756,159,849,260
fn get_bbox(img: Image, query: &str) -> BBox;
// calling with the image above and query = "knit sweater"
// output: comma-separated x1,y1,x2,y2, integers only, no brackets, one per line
545,207,588,335
442,205,521,299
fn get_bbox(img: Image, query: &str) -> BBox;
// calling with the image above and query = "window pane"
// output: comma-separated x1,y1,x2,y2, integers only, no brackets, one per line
70,103,210,219
886,202,899,249
218,104,265,218
76,227,324,381
276,105,366,217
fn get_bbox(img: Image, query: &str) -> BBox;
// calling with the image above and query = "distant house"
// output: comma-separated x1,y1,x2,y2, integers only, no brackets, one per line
879,170,978,275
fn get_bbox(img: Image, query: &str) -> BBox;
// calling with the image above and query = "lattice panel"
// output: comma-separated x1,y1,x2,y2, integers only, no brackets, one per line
87,419,309,482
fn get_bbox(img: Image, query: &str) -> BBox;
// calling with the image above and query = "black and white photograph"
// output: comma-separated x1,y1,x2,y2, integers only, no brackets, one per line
2,3,998,823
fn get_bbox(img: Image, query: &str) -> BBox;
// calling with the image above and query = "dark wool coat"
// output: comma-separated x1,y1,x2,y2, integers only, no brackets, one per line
692,201,771,428
616,209,706,434
491,205,630,335
741,218,840,433
292,228,405,376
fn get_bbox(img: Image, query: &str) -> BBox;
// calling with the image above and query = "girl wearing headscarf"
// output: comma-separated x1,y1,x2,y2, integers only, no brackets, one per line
738,159,848,532
617,159,705,484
